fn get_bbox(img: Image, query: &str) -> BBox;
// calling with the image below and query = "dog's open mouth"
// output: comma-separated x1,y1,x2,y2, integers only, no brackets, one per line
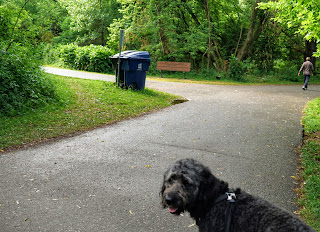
168,207,178,214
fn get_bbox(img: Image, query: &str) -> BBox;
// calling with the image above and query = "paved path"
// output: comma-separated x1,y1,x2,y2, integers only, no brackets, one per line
1,67,319,231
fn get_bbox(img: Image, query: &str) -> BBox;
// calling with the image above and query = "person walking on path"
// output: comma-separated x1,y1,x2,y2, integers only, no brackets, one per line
298,57,314,90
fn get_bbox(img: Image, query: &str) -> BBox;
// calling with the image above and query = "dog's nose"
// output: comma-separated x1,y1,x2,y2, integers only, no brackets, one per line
165,195,174,205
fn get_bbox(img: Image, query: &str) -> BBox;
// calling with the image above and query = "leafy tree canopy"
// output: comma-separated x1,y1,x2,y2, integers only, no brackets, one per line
259,0,320,56
57,0,120,45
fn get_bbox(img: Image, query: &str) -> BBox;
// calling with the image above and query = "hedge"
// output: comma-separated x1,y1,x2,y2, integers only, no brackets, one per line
56,44,114,73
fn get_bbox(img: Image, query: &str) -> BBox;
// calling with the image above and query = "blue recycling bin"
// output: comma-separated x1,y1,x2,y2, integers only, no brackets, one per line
110,50,136,88
110,51,151,90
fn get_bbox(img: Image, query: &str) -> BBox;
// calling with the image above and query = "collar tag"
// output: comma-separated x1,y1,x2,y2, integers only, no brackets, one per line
226,192,236,202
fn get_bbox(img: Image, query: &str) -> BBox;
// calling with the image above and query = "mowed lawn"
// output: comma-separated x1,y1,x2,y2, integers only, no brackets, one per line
0,74,180,150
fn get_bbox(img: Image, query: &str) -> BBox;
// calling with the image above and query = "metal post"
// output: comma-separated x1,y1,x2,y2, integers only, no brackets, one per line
117,29,125,86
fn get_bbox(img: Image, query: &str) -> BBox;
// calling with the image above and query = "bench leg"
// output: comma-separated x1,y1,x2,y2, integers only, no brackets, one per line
183,72,186,79
160,70,163,78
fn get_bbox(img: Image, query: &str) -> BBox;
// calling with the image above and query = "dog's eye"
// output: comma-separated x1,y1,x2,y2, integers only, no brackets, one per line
168,177,175,183
182,177,191,185
167,175,177,183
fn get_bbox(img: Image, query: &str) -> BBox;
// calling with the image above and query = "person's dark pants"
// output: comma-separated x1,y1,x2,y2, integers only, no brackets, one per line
303,75,310,88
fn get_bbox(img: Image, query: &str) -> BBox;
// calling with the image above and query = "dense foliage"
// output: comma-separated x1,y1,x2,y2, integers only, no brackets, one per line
56,0,120,46
259,0,320,42
228,55,246,82
259,0,320,61
0,45,58,117
105,0,318,72
0,0,62,116
108,0,272,70
2,0,319,68
2,0,317,73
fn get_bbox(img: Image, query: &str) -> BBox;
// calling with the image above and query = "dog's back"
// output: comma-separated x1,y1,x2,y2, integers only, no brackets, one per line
161,159,316,232
198,190,315,232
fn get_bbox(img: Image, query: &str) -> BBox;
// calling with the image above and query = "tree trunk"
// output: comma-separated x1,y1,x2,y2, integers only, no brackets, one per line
6,0,30,51
305,40,317,68
99,0,105,46
155,1,170,56
236,0,268,61
204,0,212,69
202,0,223,70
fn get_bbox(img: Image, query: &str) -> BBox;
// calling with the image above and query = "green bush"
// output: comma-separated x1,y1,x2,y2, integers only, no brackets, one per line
74,46,90,70
228,54,246,82
41,43,59,65
0,46,59,117
58,44,78,69
49,44,114,73
88,46,114,73
243,58,259,75
273,59,300,82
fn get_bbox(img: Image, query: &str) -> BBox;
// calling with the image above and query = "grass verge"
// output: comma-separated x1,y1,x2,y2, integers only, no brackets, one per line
299,97,320,231
0,74,181,151
146,69,320,85
45,65,320,85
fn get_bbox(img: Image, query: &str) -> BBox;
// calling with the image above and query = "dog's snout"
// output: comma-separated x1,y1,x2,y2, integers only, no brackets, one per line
165,193,179,206
165,195,174,205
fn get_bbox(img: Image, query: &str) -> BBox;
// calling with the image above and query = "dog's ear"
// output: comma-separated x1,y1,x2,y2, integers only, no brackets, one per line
160,170,168,197
188,166,217,219
160,181,165,197
198,166,229,203
199,167,217,195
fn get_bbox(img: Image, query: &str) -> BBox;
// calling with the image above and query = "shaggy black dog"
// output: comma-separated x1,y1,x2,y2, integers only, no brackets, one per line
161,159,315,232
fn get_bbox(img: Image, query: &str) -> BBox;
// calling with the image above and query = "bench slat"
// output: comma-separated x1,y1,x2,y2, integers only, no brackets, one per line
157,61,191,72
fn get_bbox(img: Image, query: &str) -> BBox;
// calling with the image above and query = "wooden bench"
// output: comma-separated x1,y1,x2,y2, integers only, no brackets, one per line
157,61,191,79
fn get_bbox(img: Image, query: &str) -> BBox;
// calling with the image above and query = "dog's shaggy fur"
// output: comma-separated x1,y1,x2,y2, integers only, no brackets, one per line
161,159,315,232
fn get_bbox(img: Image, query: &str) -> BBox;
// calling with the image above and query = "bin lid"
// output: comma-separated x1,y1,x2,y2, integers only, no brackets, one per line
123,51,150,62
110,51,151,62
109,50,136,59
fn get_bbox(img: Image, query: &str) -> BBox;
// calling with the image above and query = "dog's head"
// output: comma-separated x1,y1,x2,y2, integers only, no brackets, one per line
160,159,225,216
